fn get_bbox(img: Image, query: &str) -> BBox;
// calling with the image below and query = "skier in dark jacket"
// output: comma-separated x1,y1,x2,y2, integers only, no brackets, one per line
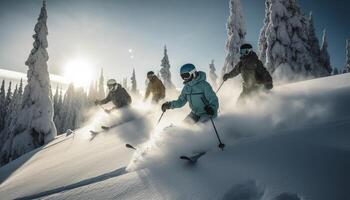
223,43,273,104
95,79,132,112
144,71,166,103
161,64,219,124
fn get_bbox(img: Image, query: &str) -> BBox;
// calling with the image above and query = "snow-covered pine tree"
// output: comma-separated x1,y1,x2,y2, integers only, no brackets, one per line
258,0,271,63
123,77,128,90
307,12,322,76
131,68,138,93
54,87,64,133
88,81,96,101
5,82,12,114
333,68,339,75
319,29,332,75
209,60,218,88
98,68,105,99
0,80,6,131
222,0,246,77
160,46,175,89
9,0,56,156
344,39,350,73
259,0,314,80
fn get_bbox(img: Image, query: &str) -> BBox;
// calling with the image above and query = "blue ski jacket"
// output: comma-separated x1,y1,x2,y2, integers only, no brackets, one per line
170,71,219,117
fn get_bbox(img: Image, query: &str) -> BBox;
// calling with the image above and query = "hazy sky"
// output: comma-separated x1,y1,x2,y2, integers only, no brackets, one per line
0,0,349,88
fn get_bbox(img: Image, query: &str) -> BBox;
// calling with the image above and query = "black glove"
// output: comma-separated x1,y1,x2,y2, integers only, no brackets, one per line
265,83,273,90
223,73,230,82
161,102,171,112
204,105,215,116
94,100,100,105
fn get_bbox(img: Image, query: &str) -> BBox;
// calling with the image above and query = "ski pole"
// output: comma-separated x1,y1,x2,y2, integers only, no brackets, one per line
156,111,165,125
209,117,225,151
216,81,225,94
201,97,225,151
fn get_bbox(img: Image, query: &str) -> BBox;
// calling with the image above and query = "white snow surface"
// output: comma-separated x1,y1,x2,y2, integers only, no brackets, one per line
1,74,350,200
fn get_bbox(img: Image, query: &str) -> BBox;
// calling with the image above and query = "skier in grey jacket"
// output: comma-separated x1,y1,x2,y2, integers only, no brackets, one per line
95,79,132,111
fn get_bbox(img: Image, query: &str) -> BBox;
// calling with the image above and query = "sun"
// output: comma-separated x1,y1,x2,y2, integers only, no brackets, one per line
63,58,94,88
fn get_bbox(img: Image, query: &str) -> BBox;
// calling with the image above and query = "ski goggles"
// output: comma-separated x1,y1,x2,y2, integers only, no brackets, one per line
180,69,196,80
240,48,252,56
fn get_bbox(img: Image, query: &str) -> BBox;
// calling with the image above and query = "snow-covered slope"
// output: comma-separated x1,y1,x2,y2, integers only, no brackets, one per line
1,74,350,200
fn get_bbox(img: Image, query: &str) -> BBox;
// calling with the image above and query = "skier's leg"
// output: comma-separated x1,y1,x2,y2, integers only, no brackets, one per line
184,112,200,124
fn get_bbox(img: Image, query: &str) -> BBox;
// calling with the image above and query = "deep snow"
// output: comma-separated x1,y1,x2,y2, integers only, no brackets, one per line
0,73,350,200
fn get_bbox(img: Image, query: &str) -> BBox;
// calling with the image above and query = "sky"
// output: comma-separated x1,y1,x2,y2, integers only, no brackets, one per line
0,0,349,89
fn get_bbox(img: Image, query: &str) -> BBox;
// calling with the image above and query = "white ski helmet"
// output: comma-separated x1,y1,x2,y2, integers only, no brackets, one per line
107,79,117,91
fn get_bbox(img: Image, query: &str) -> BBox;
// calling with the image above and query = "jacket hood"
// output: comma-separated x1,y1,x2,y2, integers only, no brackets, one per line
186,71,206,86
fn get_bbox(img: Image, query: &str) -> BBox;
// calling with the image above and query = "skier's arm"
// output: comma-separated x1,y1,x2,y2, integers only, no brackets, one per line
99,93,111,104
170,88,187,109
203,83,219,111
227,62,242,78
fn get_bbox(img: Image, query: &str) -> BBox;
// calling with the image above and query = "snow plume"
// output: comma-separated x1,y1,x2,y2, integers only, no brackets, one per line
126,76,349,172
1,0,56,163
222,0,246,77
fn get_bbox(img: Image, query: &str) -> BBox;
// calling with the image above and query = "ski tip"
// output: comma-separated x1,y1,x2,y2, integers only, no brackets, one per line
125,143,136,150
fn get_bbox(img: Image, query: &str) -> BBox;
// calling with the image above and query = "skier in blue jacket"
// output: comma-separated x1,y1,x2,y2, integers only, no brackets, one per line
161,63,219,124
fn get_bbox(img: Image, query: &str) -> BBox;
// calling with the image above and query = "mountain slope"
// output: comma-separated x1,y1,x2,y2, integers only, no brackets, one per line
0,73,350,200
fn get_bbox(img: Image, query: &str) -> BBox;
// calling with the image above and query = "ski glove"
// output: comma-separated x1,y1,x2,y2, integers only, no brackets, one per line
161,102,171,112
223,73,230,82
204,105,215,116
264,83,273,90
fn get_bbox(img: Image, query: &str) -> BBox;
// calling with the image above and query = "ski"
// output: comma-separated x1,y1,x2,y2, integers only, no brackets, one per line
125,143,136,150
101,126,110,131
180,152,206,164
89,130,102,141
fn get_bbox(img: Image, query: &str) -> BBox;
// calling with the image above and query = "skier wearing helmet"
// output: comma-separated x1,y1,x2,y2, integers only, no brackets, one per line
223,43,273,104
144,71,166,103
161,64,219,124
95,79,132,111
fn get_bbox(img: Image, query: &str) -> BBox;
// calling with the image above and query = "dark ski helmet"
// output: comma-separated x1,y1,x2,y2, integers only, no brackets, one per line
180,63,197,81
107,79,117,91
147,71,155,78
240,43,253,57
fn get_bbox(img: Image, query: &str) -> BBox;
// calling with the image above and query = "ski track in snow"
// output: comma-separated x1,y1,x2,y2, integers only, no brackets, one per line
1,74,350,200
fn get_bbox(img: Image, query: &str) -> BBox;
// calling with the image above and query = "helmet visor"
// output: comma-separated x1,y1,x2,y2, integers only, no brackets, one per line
240,48,251,56
180,72,191,80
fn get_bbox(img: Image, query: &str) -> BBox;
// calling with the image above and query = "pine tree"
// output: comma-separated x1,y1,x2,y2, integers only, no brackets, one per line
259,0,314,80
319,30,332,75
18,79,23,97
88,80,96,101
131,68,138,93
222,0,246,77
123,77,128,90
344,39,350,73
98,68,105,99
258,0,271,63
0,80,6,131
209,60,218,88
333,68,339,75
7,0,56,159
307,12,322,76
160,45,175,89
5,82,12,111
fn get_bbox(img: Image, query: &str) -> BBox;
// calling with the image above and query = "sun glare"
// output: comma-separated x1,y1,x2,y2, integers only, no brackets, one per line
63,58,94,88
